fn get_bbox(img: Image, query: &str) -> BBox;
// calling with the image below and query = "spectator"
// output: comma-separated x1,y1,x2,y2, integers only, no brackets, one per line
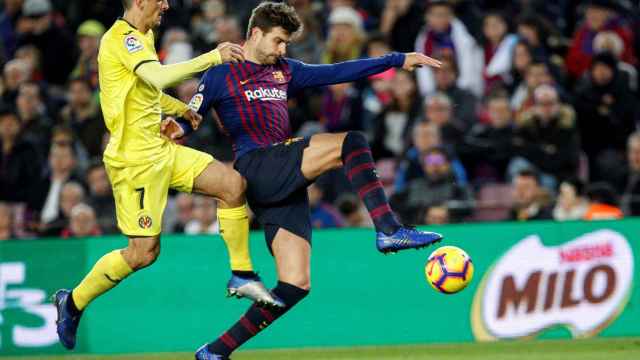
34,144,80,225
191,0,226,48
509,169,553,221
320,82,363,132
322,6,365,64
395,121,467,192
61,202,101,238
287,1,323,64
433,57,478,129
574,51,637,181
423,204,450,225
185,195,219,235
16,81,51,153
58,78,105,157
617,132,640,216
509,85,580,188
553,178,589,221
50,125,89,172
415,0,483,97
511,61,555,117
507,40,534,93
215,15,243,44
0,202,15,240
458,90,515,183
71,19,104,90
593,31,638,92
41,180,85,236
379,0,424,53
424,93,465,146
336,193,372,228
583,182,624,220
14,44,42,81
86,161,116,234
0,0,23,61
0,108,40,205
160,27,192,65
172,193,194,233
566,0,636,80
309,183,343,229
2,58,31,106
394,147,474,223
16,0,75,86
481,12,518,93
371,69,421,159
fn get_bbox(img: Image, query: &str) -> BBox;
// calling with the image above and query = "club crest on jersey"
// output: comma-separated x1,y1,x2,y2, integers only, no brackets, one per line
189,93,204,111
138,215,153,229
124,35,144,53
272,71,285,83
244,87,287,102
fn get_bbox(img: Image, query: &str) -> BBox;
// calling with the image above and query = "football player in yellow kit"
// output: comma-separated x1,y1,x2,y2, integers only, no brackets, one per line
53,0,282,350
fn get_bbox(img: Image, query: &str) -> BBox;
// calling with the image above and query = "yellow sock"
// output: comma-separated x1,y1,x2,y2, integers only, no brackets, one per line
218,204,254,272
72,250,133,310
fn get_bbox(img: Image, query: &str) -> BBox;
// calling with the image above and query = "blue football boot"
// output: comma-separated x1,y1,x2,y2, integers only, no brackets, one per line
227,274,285,308
376,226,443,254
195,344,229,360
52,289,82,350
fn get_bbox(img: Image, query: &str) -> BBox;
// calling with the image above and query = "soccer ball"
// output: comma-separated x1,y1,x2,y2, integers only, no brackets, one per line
425,246,474,294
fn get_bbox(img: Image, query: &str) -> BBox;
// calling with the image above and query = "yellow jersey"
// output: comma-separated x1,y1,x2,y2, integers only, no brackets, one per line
98,19,168,167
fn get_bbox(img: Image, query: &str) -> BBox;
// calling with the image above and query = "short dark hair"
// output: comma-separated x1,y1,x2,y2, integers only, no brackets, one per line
246,2,302,39
517,169,540,184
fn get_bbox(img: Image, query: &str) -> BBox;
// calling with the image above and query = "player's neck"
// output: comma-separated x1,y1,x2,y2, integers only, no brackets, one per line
122,11,150,33
243,44,262,65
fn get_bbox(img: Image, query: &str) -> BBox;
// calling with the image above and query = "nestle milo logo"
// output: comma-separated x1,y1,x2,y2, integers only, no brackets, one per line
472,230,634,340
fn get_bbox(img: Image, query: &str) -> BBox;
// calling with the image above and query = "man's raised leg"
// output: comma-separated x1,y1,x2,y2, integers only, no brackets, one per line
300,131,443,253
54,236,160,349
193,160,283,307
196,227,310,359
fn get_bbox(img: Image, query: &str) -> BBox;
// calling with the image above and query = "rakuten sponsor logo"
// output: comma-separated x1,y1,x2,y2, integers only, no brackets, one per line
244,88,287,102
471,230,633,340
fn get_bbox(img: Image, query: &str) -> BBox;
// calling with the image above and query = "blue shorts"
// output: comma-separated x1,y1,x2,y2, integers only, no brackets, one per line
234,138,312,251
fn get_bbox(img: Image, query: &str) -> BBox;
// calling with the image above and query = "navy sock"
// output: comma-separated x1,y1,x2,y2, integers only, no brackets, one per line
341,131,401,235
231,270,258,278
208,281,309,356
67,291,82,317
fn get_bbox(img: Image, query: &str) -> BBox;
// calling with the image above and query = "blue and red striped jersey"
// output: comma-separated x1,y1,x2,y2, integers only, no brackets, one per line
189,53,405,159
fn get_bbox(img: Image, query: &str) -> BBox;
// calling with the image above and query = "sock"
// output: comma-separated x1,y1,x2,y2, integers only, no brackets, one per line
218,204,254,272
71,250,133,310
208,281,309,356
232,270,258,278
341,131,401,235
67,290,82,316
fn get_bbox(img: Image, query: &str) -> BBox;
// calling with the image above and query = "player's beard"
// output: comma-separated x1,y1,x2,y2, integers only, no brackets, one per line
256,47,279,65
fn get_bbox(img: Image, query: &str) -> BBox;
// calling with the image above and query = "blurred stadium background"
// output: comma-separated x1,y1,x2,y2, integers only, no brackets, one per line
1,0,640,358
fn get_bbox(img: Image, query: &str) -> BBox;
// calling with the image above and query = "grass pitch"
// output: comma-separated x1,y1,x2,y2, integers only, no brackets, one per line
5,337,640,360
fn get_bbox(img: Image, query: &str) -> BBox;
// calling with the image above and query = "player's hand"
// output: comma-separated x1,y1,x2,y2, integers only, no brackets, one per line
402,52,442,71
216,42,245,63
183,109,202,131
160,117,185,141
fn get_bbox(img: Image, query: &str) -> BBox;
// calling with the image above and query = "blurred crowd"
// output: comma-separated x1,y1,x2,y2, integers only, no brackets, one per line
1,0,640,241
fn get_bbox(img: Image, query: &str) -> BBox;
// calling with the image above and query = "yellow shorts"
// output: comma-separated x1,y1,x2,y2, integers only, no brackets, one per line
105,143,213,237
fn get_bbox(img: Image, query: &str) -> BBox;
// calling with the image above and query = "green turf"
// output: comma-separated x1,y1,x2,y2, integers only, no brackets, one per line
4,338,640,360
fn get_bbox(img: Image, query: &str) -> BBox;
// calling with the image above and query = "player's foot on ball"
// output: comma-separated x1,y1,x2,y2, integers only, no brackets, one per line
226,274,285,308
195,344,229,360
376,226,443,254
52,289,82,350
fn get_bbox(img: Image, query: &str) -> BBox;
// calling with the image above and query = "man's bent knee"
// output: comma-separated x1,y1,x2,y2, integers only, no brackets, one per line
123,236,161,270
219,170,246,207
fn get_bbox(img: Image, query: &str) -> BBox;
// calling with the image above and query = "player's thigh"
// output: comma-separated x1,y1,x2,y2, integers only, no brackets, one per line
105,161,171,237
170,144,215,193
192,157,246,206
301,132,348,180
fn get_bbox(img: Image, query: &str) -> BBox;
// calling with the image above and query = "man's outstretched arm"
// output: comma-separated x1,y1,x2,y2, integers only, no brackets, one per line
287,52,441,93
136,42,244,90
